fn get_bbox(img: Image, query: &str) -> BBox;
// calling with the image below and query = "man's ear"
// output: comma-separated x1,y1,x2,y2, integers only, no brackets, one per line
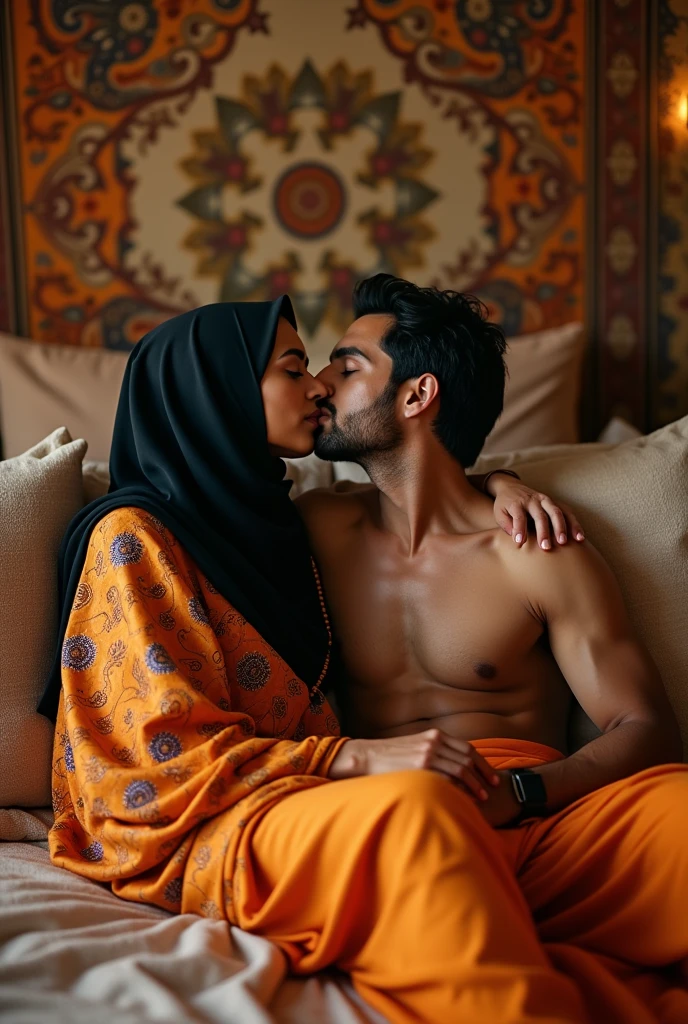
402,373,440,419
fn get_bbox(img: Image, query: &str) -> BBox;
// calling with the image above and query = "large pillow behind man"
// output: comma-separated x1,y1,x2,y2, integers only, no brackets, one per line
0,333,128,461
0,428,87,806
474,416,688,756
0,321,584,462
480,321,585,456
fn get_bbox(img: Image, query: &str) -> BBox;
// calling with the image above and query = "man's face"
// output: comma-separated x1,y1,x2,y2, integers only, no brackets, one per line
314,314,402,463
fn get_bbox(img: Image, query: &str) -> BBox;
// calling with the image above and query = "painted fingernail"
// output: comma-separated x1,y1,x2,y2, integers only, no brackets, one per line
541,539,551,550
576,532,585,541
480,789,488,801
558,533,567,544
492,775,500,786
514,533,523,544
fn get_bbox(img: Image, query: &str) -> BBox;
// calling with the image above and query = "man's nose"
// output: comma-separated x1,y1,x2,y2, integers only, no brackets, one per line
306,369,332,402
314,367,335,397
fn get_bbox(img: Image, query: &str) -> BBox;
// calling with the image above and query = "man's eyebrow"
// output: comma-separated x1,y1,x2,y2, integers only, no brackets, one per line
279,348,309,367
330,345,372,363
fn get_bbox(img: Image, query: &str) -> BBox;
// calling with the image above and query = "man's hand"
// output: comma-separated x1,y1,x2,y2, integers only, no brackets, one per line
329,730,500,799
486,473,585,551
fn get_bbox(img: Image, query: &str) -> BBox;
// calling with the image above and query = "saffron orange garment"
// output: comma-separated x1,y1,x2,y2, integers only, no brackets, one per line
51,509,688,1024
50,506,347,916
231,741,688,1024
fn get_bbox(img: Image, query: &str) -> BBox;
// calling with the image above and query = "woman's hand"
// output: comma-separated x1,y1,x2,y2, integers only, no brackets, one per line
486,473,585,551
329,730,500,800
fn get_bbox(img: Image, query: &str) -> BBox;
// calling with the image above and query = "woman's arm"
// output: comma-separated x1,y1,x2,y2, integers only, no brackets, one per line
468,470,585,550
51,507,345,881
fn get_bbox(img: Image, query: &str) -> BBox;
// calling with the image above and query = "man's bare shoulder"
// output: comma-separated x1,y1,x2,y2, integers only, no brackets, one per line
295,482,378,529
493,529,619,618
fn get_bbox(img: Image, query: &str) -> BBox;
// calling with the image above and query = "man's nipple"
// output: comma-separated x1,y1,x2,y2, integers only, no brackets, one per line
474,662,497,680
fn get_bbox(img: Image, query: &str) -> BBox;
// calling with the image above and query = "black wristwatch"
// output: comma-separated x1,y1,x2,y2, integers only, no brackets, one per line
509,768,548,822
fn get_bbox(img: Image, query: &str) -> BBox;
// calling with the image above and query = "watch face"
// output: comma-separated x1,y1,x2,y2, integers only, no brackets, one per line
520,771,547,805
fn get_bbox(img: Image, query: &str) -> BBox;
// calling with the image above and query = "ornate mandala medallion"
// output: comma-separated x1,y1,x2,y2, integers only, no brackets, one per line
177,60,440,336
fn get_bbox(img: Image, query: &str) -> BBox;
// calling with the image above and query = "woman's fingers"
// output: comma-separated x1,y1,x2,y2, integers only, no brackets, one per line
508,506,527,546
560,501,585,543
494,505,515,538
528,500,553,550
540,498,568,546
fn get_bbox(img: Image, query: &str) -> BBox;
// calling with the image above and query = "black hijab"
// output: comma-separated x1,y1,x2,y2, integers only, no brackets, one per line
38,297,331,722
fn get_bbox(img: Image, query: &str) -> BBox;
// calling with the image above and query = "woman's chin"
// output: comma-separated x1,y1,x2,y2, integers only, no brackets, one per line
273,435,316,460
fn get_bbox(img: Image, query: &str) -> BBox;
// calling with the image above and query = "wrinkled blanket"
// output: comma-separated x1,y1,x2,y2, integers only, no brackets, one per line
0,839,383,1024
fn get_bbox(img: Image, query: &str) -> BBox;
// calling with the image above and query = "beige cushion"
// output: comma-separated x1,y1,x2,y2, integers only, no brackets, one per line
82,460,111,504
472,440,611,475
81,455,333,503
597,416,642,445
481,322,585,456
0,323,582,464
284,454,334,497
0,807,53,842
330,323,585,483
0,428,88,806
0,333,128,462
474,418,688,756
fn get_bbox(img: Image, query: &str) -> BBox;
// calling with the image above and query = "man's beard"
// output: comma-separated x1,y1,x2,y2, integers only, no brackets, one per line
315,380,402,465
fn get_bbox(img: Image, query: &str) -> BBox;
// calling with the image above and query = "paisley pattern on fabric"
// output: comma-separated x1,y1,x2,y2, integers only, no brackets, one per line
188,596,210,625
49,507,343,923
236,652,271,691
62,635,97,672
148,732,183,762
109,532,144,568
144,643,177,675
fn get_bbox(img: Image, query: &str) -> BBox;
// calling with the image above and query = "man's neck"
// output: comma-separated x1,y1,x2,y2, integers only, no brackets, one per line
362,438,489,556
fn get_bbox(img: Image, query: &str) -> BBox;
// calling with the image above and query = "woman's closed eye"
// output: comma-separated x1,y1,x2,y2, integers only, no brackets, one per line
286,370,304,379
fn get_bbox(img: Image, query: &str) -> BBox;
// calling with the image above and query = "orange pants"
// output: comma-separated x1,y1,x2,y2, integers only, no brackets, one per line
233,740,688,1024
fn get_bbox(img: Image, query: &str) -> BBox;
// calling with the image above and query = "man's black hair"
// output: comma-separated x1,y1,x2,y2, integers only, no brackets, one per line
352,273,507,467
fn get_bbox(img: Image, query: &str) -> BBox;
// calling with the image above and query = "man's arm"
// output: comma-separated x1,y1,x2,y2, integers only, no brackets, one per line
527,542,682,812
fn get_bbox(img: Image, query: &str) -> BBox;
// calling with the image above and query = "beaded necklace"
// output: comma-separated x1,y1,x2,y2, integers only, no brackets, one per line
310,558,332,696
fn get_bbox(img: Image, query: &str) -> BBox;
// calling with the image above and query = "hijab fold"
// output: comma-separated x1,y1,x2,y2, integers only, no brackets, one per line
38,298,331,722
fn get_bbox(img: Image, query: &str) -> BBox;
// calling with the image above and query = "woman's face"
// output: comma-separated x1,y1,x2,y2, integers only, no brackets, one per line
261,317,328,459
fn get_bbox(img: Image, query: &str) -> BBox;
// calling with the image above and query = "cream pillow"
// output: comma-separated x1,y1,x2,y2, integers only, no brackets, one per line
476,418,688,756
0,333,128,461
0,428,88,806
284,453,334,497
481,322,585,456
81,455,333,503
329,323,585,483
82,460,111,504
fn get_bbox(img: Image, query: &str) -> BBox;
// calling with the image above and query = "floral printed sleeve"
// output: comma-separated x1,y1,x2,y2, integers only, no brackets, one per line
50,506,347,907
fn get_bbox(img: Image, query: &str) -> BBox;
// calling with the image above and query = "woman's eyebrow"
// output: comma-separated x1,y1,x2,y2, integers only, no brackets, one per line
279,348,309,367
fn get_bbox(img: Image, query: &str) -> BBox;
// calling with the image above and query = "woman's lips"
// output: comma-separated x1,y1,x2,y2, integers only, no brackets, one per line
305,412,324,428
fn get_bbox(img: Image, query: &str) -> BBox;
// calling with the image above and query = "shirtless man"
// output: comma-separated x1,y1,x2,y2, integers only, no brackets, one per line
297,273,683,829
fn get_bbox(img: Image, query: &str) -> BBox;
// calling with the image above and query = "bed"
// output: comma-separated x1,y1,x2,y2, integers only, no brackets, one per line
0,813,383,1024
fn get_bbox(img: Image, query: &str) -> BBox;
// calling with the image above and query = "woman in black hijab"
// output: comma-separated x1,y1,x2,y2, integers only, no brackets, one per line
43,295,582,1024
39,296,331,723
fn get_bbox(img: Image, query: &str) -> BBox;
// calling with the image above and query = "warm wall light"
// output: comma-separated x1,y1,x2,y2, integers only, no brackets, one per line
679,93,688,127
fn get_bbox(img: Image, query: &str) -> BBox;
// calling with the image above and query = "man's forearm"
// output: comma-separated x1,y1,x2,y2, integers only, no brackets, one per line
534,717,683,813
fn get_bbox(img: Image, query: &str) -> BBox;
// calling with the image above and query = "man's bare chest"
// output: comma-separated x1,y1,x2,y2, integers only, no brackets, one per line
316,526,544,690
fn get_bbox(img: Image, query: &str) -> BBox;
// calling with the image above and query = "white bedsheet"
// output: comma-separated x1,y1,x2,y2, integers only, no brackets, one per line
0,841,384,1024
